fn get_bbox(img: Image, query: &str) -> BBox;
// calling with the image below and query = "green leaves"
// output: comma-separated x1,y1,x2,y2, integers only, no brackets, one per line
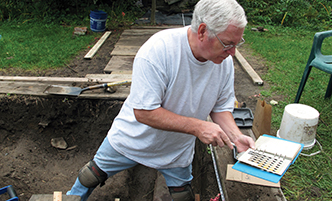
238,0,332,30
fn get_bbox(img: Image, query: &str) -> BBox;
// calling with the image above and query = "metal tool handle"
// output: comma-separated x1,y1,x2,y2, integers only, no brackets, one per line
209,144,226,201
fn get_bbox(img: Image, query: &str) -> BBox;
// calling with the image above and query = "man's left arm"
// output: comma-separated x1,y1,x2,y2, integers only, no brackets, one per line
210,111,255,152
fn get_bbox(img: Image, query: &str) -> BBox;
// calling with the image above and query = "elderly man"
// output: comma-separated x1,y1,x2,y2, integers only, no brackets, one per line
67,0,255,200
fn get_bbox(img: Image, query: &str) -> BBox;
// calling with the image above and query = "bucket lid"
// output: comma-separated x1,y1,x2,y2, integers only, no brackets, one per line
285,103,319,119
90,10,107,19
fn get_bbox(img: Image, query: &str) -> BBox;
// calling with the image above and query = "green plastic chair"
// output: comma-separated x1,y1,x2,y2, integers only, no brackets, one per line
294,30,332,103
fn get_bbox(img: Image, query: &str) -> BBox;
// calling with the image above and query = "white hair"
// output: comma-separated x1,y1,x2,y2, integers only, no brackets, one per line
191,0,247,38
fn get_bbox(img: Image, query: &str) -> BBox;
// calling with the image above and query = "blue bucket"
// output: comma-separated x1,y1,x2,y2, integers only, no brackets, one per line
90,10,107,32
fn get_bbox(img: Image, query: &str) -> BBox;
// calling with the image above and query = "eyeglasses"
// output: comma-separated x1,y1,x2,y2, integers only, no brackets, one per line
214,33,245,51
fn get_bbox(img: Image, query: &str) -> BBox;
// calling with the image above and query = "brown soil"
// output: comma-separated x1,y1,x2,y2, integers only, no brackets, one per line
0,28,282,201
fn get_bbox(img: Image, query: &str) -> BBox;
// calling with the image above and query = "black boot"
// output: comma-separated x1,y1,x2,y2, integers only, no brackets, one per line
169,184,195,201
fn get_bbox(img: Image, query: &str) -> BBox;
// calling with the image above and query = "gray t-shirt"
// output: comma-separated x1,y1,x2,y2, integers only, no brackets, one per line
108,26,235,169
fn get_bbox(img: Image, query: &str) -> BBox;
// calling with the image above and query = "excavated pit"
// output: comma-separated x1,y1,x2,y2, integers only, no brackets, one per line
0,95,284,201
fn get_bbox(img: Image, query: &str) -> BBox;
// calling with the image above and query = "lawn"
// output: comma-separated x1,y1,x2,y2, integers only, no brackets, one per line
0,21,331,200
244,25,332,200
0,21,102,70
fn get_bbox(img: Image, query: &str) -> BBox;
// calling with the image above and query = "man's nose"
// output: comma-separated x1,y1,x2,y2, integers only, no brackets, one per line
226,46,236,57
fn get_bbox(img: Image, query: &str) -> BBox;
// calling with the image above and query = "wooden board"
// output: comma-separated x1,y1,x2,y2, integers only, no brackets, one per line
84,31,112,59
234,49,264,85
0,75,127,84
130,25,182,29
85,73,132,81
111,46,140,56
29,194,80,201
53,191,62,201
0,76,90,83
121,29,160,36
115,35,152,47
0,81,130,100
104,56,134,74
110,29,161,56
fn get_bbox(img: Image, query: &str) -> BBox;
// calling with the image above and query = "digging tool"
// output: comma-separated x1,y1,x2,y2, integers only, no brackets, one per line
209,144,226,201
43,80,131,96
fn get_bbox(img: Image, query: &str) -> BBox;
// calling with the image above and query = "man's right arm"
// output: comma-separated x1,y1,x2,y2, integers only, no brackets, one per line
134,107,233,148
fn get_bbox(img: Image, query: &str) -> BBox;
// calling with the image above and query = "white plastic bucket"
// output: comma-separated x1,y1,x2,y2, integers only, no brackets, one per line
277,103,319,150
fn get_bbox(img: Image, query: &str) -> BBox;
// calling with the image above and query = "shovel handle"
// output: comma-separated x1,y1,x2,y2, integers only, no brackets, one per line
85,80,132,90
106,80,131,87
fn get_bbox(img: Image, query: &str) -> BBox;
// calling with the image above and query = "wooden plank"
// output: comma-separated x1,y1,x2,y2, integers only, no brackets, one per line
235,49,264,85
0,81,49,96
151,0,156,24
29,194,80,201
110,46,140,56
0,76,89,83
84,31,112,59
131,25,182,29
0,75,127,84
0,81,130,100
104,56,134,73
85,73,132,81
195,194,200,201
121,29,160,36
116,35,152,47
53,191,62,201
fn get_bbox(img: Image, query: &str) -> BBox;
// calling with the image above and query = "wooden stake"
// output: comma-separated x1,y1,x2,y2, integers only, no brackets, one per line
151,0,156,25
195,194,200,201
53,191,62,201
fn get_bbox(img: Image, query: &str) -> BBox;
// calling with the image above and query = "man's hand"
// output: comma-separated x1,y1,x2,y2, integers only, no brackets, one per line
210,111,255,152
194,120,234,149
232,134,255,153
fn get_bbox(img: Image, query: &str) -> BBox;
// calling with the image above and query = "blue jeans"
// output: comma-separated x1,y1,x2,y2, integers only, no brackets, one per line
67,137,193,201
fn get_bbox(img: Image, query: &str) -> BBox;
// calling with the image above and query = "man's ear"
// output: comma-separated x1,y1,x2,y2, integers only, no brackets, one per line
197,23,208,41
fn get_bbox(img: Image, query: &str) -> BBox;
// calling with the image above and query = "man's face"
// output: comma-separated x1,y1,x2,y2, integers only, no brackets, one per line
205,25,245,64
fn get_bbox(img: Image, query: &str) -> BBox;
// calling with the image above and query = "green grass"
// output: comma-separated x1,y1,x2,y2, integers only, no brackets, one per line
244,25,332,200
0,21,102,70
1,18,332,200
